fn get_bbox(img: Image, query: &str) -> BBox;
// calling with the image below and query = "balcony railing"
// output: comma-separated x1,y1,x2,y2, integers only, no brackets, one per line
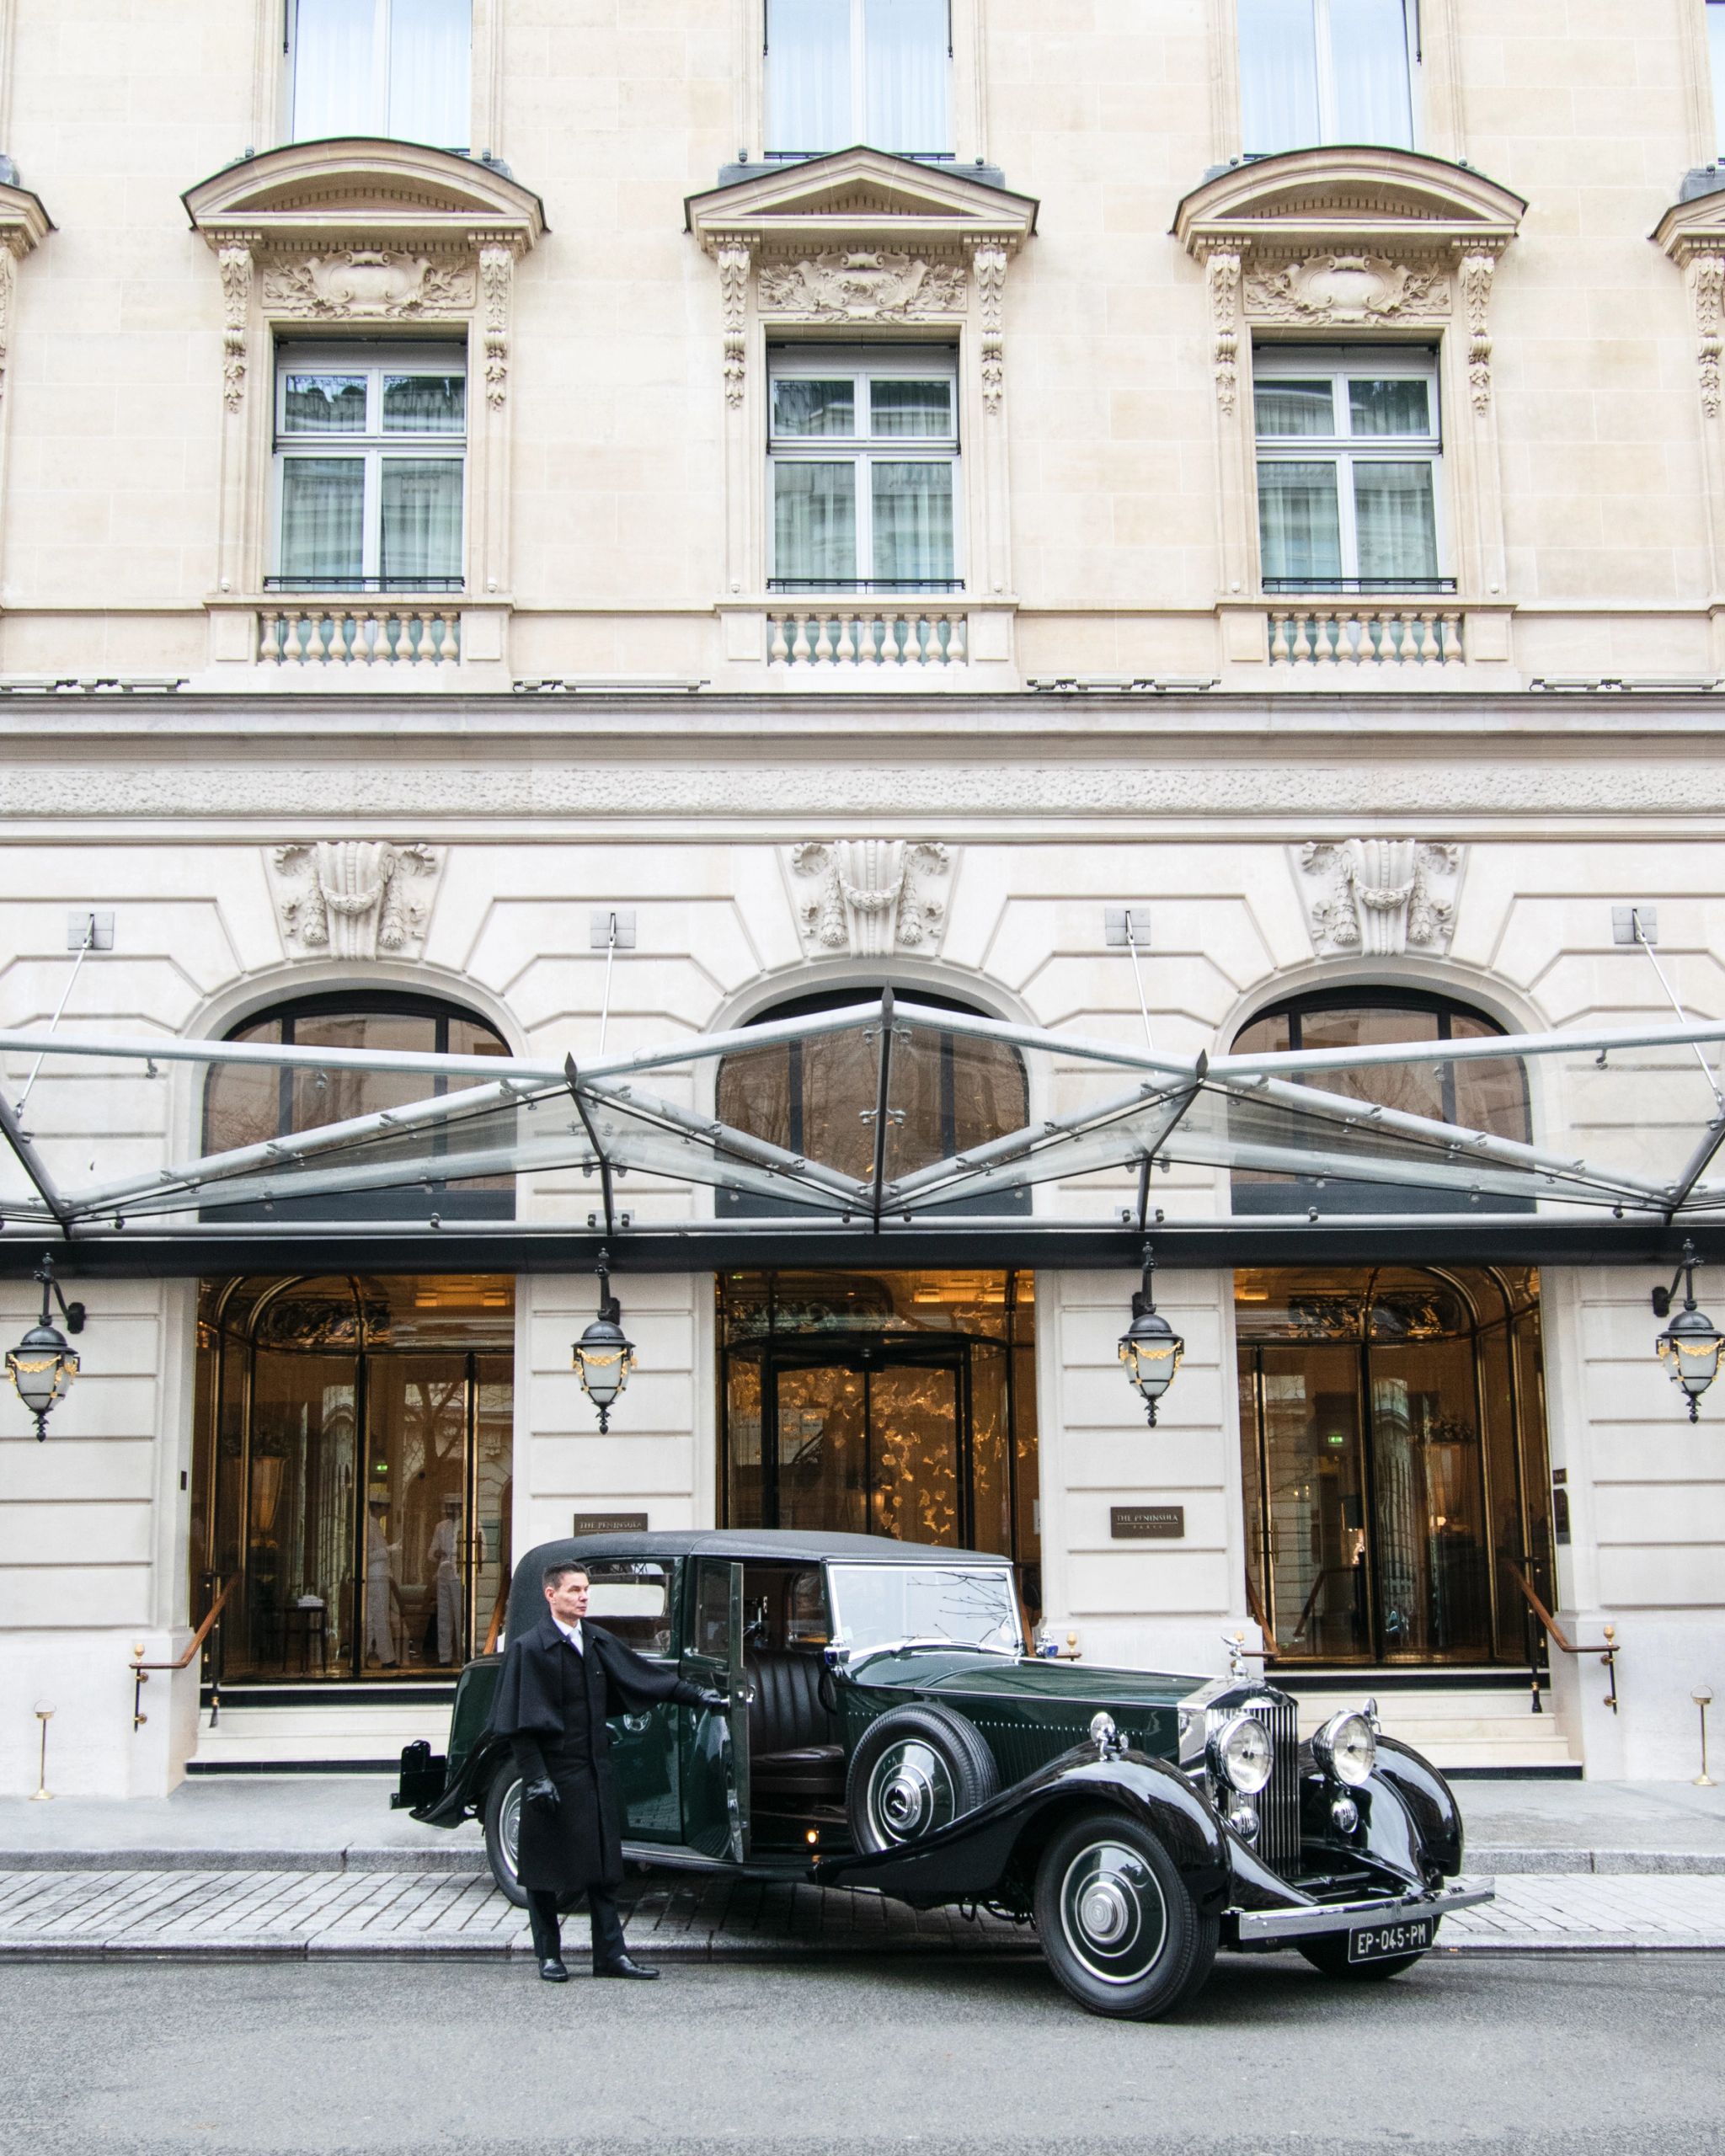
1262,576,1458,596
258,600,463,666
767,603,969,666
766,579,966,595
262,575,465,594
1267,602,1465,667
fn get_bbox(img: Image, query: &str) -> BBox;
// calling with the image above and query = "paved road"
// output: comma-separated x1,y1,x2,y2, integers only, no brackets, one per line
5,1956,1723,2156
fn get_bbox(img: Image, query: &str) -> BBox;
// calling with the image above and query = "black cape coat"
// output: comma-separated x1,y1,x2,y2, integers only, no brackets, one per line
487,1614,705,1896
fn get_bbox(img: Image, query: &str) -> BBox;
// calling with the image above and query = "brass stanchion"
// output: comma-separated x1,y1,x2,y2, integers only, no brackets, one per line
1695,1685,1716,1788
30,1705,54,1801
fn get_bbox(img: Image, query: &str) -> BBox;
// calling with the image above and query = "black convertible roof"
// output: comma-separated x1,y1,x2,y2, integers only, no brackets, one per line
505,1529,1006,1641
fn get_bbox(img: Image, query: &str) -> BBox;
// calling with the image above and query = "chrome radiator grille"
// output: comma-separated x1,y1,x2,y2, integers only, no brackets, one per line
1210,1692,1300,1879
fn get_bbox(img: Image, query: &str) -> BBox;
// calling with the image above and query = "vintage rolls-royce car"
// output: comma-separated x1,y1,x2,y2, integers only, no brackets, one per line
395,1529,1489,2019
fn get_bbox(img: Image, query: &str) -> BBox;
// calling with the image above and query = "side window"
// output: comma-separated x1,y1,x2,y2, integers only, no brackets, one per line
692,1561,734,1660
291,0,473,149
768,348,961,594
1237,0,1415,156
1253,347,1444,594
582,1561,674,1656
274,343,467,594
766,0,952,159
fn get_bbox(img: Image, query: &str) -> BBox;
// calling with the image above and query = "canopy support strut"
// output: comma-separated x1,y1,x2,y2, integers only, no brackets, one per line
564,1054,617,1241
868,990,896,1235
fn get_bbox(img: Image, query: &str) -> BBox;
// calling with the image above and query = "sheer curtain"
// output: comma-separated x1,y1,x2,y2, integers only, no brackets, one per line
292,0,378,139
774,462,857,580
1327,0,1413,147
1258,461,1342,583
865,0,950,153
387,0,472,146
1237,0,1318,154
872,462,954,583
280,458,366,582
1710,3,1725,157
1352,462,1437,582
380,460,465,584
766,0,850,153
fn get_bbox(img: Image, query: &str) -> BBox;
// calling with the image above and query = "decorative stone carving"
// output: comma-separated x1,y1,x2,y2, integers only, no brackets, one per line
972,243,1007,414
0,248,14,406
1243,253,1451,325
1690,252,1725,419
259,249,477,321
715,240,750,408
478,241,514,408
216,243,253,413
757,251,966,323
790,841,951,958
1460,252,1497,414
1295,839,1464,959
1207,248,1242,414
270,841,442,960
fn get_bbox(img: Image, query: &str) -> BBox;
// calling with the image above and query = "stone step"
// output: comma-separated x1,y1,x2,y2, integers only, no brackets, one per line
190,1701,452,1771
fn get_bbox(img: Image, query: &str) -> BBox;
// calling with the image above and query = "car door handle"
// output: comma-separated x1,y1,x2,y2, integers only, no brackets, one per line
621,1714,650,1734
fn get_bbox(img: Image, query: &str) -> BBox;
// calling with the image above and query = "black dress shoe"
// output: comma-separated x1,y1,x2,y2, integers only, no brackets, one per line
593,1954,659,1980
537,1958,570,1983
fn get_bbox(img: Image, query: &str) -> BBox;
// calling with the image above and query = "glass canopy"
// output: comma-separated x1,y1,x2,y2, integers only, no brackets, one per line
2,994,1724,1235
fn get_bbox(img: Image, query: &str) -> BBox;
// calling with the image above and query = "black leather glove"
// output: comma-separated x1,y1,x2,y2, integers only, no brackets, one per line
695,1688,729,1716
524,1777,559,1813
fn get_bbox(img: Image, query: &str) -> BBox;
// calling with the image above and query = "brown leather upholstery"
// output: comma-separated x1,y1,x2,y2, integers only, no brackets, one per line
746,1647,844,1802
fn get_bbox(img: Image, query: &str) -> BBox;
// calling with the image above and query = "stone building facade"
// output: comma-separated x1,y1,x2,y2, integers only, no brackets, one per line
2,0,1724,1796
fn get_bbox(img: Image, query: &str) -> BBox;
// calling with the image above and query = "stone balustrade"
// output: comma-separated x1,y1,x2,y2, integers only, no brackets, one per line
767,606,969,667
1268,606,1464,666
258,605,463,666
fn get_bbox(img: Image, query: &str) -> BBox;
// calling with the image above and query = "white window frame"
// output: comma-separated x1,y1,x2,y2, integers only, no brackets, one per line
1252,344,1448,592
270,339,468,591
766,344,964,593
764,0,954,159
1238,0,1419,156
287,0,473,148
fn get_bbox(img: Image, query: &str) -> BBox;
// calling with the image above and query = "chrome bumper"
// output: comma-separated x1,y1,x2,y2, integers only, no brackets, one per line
1232,1877,1493,1944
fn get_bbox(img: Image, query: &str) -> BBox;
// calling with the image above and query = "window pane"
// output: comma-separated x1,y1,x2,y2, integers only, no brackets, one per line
1347,376,1431,437
1237,0,1319,152
280,458,365,581
387,0,471,146
872,461,954,582
382,374,467,433
292,0,380,139
1712,3,1725,157
380,459,464,582
1353,461,1439,581
1258,459,1343,580
284,375,368,435
1255,379,1336,438
774,461,857,580
772,377,857,437
864,0,950,152
1327,0,1413,147
766,0,850,153
870,376,953,437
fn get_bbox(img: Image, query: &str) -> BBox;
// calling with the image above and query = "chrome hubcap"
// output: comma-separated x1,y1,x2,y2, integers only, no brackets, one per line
500,1780,522,1879
1059,1840,1167,1986
868,1742,954,1844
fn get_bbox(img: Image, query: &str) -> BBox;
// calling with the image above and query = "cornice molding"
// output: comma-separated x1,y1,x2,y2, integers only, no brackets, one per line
686,147,1038,251
182,138,547,249
0,178,52,254
1172,147,1525,255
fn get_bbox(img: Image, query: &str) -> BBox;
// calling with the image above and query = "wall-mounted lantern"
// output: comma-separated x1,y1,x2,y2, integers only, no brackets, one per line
1118,1242,1183,1427
571,1246,636,1435
1653,1240,1722,1422
6,1252,85,1440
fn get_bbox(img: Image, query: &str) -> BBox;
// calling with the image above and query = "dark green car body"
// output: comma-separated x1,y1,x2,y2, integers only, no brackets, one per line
396,1529,1489,2015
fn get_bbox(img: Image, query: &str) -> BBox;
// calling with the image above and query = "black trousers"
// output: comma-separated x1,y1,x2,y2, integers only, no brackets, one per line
526,1886,628,1968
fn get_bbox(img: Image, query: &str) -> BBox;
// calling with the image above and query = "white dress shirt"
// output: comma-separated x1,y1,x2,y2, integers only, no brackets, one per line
553,1615,585,1654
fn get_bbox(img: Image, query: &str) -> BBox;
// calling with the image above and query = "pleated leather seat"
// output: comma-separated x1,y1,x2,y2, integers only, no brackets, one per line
745,1647,845,1802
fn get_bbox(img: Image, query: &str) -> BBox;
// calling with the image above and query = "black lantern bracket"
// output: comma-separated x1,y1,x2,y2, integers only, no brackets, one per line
1652,1239,1706,1319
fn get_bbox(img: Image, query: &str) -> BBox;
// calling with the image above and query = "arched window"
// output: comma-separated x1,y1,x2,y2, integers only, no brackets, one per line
713,986,1031,1217
202,990,512,1219
1231,987,1531,1214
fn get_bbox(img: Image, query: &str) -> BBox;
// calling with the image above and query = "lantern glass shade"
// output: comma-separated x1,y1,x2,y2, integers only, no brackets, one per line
1657,1303,1723,1418
7,1321,79,1428
1118,1307,1183,1425
572,1315,636,1415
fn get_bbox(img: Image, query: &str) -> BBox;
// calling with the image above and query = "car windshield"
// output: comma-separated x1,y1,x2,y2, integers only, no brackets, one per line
827,1564,1023,1658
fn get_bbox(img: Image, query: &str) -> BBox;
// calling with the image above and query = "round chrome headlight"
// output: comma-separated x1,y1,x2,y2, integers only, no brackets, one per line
1209,1713,1273,1796
1313,1709,1377,1788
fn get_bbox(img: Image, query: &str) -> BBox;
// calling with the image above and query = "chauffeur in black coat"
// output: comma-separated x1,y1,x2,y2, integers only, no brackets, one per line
489,1557,727,1982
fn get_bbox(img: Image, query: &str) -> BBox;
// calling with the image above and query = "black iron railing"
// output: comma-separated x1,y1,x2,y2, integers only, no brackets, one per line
1262,576,1458,596
262,575,465,595
767,578,965,595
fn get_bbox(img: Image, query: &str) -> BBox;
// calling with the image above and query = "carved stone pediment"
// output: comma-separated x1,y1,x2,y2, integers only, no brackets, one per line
182,140,547,248
1243,253,1452,326
686,147,1039,244
1174,149,1526,252
758,249,967,323
259,250,478,321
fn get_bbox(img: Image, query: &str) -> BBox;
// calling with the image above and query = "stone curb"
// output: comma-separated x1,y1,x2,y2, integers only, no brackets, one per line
1468,1846,1725,1876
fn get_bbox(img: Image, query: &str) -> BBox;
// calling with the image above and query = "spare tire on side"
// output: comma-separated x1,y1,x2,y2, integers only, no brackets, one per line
846,1701,1001,1854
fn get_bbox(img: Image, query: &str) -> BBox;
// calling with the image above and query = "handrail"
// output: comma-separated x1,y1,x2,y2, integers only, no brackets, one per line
1243,1572,1280,1657
130,1577,236,1732
1507,1561,1619,1715
483,1588,508,1657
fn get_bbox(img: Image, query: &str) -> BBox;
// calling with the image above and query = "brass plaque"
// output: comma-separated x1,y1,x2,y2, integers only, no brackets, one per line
571,1511,649,1536
1111,1505,1185,1540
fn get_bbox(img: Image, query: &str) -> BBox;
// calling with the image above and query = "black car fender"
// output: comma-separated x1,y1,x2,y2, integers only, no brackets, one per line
411,1728,513,1828
816,1746,1235,1914
1369,1735,1464,1880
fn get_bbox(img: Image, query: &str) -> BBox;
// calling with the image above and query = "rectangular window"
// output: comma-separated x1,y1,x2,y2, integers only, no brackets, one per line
1238,0,1414,154
272,342,466,590
1710,3,1725,157
769,348,960,590
1253,348,1445,591
766,0,952,157
291,0,471,148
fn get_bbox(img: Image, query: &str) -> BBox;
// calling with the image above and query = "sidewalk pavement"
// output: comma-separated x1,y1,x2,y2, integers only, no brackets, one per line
5,1773,1724,1876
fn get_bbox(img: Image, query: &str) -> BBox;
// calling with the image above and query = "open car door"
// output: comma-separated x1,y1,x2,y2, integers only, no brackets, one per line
681,1556,750,1862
